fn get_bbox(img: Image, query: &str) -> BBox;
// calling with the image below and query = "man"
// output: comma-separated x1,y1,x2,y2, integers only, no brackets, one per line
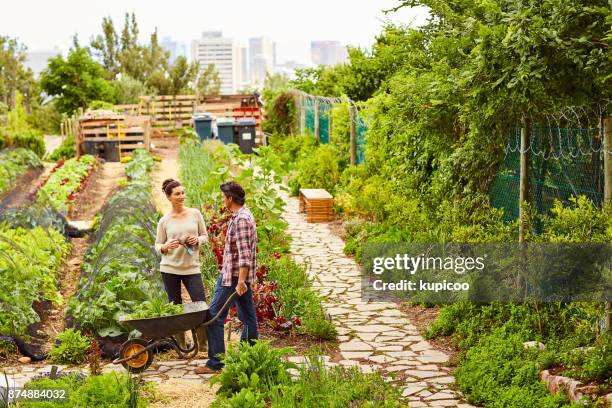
195,181,258,374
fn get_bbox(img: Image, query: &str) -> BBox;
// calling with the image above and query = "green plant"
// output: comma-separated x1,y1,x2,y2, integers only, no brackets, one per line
48,329,91,365
37,155,96,212
288,144,341,196
10,129,45,157
211,341,295,397
127,296,183,320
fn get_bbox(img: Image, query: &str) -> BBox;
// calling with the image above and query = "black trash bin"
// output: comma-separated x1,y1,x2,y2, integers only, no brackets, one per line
103,141,120,162
193,113,213,141
234,118,256,154
82,141,99,156
217,119,236,145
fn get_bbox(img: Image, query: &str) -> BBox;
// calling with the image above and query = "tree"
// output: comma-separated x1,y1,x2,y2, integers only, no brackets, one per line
167,56,198,95
0,36,36,108
90,16,120,78
111,75,149,104
195,63,221,96
40,46,115,114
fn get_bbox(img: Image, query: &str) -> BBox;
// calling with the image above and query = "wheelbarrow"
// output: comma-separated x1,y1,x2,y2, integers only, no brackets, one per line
112,292,237,373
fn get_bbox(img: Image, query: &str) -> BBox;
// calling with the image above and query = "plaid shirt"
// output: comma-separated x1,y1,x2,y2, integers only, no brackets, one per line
221,205,257,287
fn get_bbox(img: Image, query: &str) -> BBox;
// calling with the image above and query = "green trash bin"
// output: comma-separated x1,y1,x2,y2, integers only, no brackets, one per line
193,113,213,141
217,119,236,145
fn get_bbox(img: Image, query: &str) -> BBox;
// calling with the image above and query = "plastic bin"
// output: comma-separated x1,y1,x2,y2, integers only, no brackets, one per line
103,141,120,162
193,113,213,141
217,119,236,145
234,118,256,154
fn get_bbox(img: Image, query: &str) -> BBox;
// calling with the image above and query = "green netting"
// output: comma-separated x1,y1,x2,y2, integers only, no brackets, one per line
356,115,367,164
319,103,331,144
490,126,604,225
304,98,315,135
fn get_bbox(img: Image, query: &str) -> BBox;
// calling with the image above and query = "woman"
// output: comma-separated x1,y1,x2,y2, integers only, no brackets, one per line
155,178,208,351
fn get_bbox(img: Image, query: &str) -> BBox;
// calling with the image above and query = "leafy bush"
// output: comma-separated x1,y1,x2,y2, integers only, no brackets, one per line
211,341,295,397
24,372,153,407
288,144,341,196
10,129,45,157
270,349,403,408
0,226,70,337
455,328,570,408
48,329,91,365
0,336,16,358
565,334,612,383
0,147,43,194
48,134,76,162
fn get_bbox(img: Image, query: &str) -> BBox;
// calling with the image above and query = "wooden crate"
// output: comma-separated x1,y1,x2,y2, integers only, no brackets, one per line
299,189,334,223
77,111,150,159
139,95,202,136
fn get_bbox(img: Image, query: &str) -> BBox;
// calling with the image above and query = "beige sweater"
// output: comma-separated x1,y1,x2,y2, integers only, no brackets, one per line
155,208,208,275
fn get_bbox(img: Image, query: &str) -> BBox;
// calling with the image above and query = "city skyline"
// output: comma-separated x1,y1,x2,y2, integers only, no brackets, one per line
6,0,429,66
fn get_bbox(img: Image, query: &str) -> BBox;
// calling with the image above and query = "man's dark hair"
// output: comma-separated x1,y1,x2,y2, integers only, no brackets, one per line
220,181,245,205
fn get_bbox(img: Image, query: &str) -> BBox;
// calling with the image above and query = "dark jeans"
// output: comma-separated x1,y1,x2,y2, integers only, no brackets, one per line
206,275,258,369
161,272,206,304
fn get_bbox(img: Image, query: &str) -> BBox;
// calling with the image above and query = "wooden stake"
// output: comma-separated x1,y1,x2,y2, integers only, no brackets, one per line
349,105,357,166
519,117,532,243
603,117,612,332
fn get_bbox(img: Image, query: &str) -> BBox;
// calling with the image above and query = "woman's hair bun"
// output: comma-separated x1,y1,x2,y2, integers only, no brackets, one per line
162,178,181,195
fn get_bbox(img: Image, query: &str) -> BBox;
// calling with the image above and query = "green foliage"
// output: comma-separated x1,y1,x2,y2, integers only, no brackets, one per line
40,46,115,114
0,226,69,337
37,155,96,212
268,135,317,173
48,329,91,365
288,144,341,196
68,150,162,337
539,196,612,243
28,100,64,135
0,36,36,109
127,296,183,320
111,75,150,104
24,372,153,407
196,63,222,96
565,334,612,383
48,134,76,162
269,350,404,408
211,341,295,397
455,328,570,407
0,147,43,194
10,129,45,157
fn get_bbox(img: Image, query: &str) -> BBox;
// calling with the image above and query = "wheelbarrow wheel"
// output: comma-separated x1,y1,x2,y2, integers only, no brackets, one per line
119,339,153,373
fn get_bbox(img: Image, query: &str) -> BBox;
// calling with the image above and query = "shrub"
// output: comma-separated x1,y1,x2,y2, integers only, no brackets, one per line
11,129,45,158
288,144,341,195
455,328,570,407
48,329,91,365
211,341,295,397
566,334,612,383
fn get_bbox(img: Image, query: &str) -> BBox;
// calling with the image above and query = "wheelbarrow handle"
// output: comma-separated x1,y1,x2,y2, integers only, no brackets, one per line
200,291,239,328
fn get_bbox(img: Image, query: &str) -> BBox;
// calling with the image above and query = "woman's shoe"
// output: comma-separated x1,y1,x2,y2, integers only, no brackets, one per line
194,366,220,375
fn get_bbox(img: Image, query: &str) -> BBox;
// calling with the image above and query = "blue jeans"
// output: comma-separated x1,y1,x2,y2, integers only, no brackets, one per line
206,275,258,369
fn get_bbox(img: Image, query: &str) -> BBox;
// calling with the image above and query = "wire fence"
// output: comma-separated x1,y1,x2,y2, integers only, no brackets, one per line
490,102,610,224
293,90,368,164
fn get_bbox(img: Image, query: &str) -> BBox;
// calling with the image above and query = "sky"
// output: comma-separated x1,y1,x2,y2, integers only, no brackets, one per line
0,0,429,64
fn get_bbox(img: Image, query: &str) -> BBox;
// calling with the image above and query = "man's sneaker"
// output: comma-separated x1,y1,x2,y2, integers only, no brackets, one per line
194,366,221,375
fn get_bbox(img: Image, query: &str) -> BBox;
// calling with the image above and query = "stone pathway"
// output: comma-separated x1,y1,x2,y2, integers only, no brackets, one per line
279,190,475,408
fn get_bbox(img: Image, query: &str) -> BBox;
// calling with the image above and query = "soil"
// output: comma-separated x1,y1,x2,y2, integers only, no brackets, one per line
69,160,125,220
150,138,180,215
0,165,48,208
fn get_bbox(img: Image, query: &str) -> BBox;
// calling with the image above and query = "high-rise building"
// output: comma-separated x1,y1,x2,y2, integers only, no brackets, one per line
248,37,275,86
25,49,61,76
191,31,242,94
161,36,188,63
311,41,348,66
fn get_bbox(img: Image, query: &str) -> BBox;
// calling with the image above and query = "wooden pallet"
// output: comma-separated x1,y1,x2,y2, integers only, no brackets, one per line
77,111,151,159
299,189,334,223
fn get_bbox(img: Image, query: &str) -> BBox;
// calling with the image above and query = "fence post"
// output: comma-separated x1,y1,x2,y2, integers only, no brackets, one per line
300,95,306,136
519,117,532,243
604,117,612,332
314,99,320,141
349,104,357,166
